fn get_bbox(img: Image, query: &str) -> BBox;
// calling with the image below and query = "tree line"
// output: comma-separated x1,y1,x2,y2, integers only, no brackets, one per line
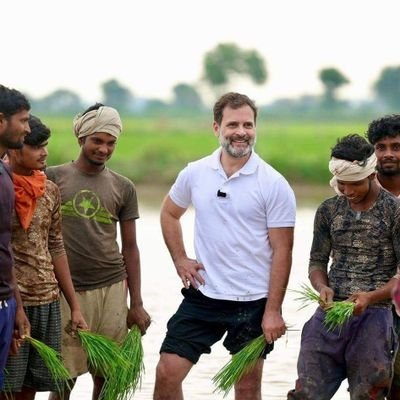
26,43,400,117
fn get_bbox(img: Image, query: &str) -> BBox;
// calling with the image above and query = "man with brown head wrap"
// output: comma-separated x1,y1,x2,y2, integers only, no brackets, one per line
46,103,151,400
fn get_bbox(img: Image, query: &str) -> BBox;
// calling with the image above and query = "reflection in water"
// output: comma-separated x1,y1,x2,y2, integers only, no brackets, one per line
37,207,350,400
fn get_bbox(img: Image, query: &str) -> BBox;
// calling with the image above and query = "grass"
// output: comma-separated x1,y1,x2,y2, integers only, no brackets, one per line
212,335,266,397
291,283,355,331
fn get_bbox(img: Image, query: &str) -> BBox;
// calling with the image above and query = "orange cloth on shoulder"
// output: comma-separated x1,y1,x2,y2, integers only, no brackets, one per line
13,171,46,230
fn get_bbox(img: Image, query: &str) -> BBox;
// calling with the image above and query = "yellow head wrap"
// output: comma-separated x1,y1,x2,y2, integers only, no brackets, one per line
73,106,122,139
329,153,377,195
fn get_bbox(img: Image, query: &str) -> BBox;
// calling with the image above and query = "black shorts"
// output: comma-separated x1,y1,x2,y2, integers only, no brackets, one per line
160,286,273,364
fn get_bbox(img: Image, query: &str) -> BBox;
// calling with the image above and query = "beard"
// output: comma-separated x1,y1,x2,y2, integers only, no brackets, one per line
219,134,256,158
87,158,105,166
377,165,400,176
0,130,26,150
0,138,23,150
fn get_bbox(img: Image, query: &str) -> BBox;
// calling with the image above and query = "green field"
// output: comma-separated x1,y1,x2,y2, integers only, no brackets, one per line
44,115,369,190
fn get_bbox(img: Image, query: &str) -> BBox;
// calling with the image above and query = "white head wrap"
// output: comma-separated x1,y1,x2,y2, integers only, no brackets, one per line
329,153,377,195
73,106,122,139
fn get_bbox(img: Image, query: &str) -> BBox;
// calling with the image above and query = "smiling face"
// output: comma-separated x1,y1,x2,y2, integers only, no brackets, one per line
213,105,256,159
79,132,117,166
336,175,375,205
374,135,400,176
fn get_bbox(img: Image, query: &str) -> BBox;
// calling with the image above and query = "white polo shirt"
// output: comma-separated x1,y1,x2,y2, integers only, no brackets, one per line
170,148,296,301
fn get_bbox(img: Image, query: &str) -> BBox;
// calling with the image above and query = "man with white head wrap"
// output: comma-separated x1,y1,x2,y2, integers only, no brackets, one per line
72,105,122,140
367,114,400,399
288,134,400,400
46,103,151,400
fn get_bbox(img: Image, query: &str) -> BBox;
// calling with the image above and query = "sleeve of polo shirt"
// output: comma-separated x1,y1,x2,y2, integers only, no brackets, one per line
264,177,296,228
169,165,192,209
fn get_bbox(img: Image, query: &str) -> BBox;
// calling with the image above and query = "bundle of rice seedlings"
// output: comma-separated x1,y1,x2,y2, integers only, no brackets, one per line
24,335,71,393
291,283,355,331
212,335,266,397
101,325,144,400
77,330,131,384
323,300,355,331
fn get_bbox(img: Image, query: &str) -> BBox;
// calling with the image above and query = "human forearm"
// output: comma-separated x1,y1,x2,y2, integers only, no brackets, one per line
262,228,294,343
265,249,292,313
12,268,30,337
362,278,397,304
123,245,143,308
160,211,187,264
120,219,150,333
309,269,329,292
264,227,294,313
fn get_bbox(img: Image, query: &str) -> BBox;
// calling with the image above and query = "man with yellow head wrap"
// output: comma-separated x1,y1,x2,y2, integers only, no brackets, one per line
46,103,151,400
288,134,400,400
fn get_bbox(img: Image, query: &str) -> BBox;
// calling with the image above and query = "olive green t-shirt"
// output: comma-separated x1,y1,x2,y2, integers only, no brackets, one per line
46,162,139,290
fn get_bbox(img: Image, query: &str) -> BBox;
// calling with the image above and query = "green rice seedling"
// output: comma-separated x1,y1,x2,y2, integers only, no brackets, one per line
24,335,71,393
291,282,323,309
291,283,355,331
324,301,355,331
77,330,131,381
212,335,266,397
101,325,145,400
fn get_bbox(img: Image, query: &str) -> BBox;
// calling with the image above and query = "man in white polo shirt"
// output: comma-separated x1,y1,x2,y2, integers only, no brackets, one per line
153,92,296,400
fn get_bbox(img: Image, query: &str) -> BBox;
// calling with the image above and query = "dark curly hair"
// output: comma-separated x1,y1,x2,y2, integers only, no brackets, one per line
0,84,30,117
366,114,400,145
24,115,51,146
331,134,374,166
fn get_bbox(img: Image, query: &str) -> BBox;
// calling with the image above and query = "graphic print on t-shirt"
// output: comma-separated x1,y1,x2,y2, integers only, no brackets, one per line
60,189,112,224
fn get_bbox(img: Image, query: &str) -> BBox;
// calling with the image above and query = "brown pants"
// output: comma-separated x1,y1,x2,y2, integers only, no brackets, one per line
59,280,128,378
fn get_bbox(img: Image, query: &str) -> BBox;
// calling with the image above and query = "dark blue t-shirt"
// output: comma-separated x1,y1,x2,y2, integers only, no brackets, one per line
0,160,14,300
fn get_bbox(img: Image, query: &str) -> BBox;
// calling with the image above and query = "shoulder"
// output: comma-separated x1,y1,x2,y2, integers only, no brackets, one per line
380,188,400,203
45,178,59,193
186,153,214,171
106,168,135,188
45,163,71,181
316,195,342,215
256,157,290,185
0,159,12,177
175,153,215,184
255,158,295,201
379,189,400,212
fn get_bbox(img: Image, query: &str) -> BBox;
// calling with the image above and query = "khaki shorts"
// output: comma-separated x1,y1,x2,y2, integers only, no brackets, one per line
60,280,128,378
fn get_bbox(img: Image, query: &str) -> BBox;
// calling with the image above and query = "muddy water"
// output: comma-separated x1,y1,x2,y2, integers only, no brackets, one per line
37,207,350,399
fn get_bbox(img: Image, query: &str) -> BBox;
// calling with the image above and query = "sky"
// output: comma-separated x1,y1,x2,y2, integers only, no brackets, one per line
2,0,400,105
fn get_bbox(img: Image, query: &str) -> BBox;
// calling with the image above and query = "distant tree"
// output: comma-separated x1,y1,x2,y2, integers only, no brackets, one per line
202,43,267,94
101,79,134,112
144,99,169,114
32,89,84,115
319,67,349,107
373,66,400,110
172,83,203,109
